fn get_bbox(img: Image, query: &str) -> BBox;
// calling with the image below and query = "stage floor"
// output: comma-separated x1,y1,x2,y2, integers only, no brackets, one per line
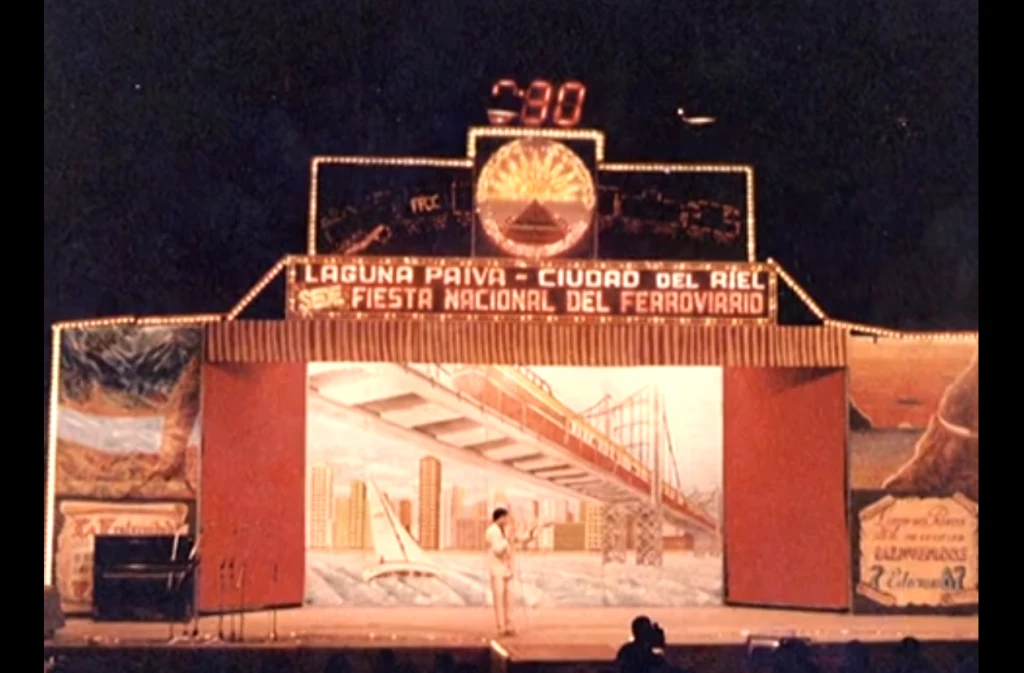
50,606,978,663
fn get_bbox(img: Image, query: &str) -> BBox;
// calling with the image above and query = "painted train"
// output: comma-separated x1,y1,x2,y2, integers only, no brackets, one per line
448,365,716,532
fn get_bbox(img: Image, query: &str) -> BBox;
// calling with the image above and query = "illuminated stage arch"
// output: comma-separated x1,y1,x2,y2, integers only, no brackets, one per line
43,252,977,591
44,117,977,619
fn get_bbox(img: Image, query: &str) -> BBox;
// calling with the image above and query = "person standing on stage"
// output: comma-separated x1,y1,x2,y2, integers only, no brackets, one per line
485,507,538,636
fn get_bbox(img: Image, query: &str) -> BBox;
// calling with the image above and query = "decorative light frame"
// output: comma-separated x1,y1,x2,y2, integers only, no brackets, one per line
42,255,979,587
306,156,474,255
43,314,223,586
43,123,979,583
466,126,606,161
599,162,756,263
306,128,757,261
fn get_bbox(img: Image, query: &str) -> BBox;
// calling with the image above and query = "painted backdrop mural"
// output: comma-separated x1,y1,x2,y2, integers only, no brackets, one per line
305,363,723,608
51,325,202,613
848,337,979,614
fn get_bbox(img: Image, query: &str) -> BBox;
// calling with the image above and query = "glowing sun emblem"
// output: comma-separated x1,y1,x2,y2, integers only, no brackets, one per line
475,138,596,258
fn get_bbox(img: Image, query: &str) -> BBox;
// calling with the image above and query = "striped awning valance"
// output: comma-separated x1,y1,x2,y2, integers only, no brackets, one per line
205,320,847,367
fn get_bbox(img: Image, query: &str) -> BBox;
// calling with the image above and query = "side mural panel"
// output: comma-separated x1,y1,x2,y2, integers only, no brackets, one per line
305,363,724,608
52,326,203,614
848,337,979,614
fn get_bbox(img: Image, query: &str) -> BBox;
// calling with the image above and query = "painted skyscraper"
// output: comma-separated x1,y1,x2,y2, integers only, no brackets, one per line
333,496,350,550
583,501,604,552
418,456,442,550
349,480,369,549
309,465,334,549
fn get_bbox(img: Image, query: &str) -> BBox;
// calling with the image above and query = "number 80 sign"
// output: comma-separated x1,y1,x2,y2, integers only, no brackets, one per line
489,79,588,128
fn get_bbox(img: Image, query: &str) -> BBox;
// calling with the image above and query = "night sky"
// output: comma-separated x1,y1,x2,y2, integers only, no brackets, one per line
43,1,977,418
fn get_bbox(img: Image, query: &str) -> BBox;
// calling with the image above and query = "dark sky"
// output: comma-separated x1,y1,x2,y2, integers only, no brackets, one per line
43,1,977,350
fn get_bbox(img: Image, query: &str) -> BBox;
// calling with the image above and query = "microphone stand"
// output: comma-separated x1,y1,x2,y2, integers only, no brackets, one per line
217,561,226,641
185,541,201,640
269,563,279,642
226,559,237,642
166,531,183,643
513,523,545,633
238,562,247,643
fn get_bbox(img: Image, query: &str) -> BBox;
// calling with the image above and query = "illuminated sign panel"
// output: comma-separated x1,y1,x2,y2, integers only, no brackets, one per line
596,168,750,262
286,256,776,324
313,163,473,255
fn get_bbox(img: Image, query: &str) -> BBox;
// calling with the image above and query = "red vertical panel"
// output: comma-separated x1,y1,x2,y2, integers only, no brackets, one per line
198,363,306,612
723,367,850,610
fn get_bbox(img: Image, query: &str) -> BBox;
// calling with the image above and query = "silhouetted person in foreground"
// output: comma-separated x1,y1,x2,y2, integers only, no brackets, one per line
772,638,820,673
954,644,979,673
324,653,351,673
256,652,292,673
747,646,775,673
432,652,456,673
372,649,397,673
839,640,870,673
890,637,938,673
615,616,668,673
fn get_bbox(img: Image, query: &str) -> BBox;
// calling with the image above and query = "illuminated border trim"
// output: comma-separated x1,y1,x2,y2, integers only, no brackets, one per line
825,319,979,343
766,257,827,320
467,126,606,161
490,640,511,661
283,254,778,326
306,156,474,254
43,325,62,586
43,314,224,586
289,310,772,328
287,253,772,274
227,259,289,320
766,258,979,343
599,162,757,263
42,255,978,585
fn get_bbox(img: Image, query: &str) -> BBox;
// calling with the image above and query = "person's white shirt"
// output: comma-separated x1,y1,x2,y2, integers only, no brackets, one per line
485,522,513,578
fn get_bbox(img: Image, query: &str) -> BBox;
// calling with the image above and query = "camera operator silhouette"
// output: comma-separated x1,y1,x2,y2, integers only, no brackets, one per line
615,615,668,673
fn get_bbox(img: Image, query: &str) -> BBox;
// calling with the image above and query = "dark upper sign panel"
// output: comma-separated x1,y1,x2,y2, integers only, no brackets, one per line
309,79,756,262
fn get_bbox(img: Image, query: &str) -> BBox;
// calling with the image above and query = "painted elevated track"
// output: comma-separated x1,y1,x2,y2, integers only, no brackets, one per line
308,363,717,537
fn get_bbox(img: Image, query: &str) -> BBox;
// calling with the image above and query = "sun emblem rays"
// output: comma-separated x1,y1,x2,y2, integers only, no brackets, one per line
475,138,596,257
477,139,596,207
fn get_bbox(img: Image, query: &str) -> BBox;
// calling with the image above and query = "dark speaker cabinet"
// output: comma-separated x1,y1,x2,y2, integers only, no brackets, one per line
93,535,195,622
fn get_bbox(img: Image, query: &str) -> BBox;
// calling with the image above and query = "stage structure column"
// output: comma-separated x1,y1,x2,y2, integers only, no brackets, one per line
634,388,665,567
600,503,628,564
634,502,664,566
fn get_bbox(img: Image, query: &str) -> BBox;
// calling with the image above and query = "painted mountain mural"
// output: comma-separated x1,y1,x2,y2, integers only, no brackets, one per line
55,325,203,500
